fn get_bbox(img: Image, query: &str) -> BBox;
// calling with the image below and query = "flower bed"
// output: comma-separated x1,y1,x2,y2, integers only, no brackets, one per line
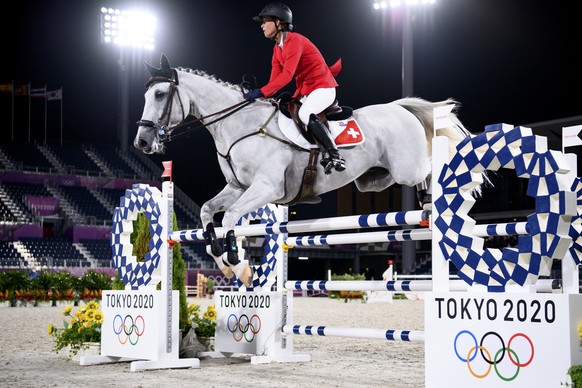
0,269,110,307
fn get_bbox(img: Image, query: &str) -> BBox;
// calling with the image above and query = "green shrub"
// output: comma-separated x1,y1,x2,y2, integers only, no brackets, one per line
328,272,366,301
78,270,112,293
0,270,30,293
129,211,189,334
567,364,582,387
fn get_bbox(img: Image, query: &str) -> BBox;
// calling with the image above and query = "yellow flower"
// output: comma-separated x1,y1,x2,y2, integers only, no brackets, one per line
62,305,72,315
86,310,95,320
188,303,201,316
47,323,55,335
204,309,216,321
93,311,104,323
86,300,99,311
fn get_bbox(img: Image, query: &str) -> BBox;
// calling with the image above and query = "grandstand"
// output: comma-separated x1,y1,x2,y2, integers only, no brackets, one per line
0,140,213,272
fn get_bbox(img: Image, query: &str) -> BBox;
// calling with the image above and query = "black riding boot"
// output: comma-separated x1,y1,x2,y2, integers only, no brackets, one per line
307,114,346,174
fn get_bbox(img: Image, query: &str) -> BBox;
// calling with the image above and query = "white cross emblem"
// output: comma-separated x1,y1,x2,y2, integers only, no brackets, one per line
347,127,360,139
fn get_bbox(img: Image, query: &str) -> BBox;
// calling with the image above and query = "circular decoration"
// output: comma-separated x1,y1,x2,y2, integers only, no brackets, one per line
110,184,163,289
568,176,582,264
236,204,281,289
434,123,575,292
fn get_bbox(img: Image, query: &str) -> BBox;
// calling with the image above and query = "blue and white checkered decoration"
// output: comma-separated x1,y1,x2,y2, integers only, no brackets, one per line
434,123,576,292
111,184,163,290
236,204,281,289
568,176,582,264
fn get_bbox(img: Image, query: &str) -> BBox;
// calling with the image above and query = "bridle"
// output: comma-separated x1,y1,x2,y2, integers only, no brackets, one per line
136,73,253,145
136,70,311,188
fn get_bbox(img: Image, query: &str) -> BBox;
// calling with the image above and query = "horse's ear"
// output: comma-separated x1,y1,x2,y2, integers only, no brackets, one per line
160,53,171,69
144,61,159,77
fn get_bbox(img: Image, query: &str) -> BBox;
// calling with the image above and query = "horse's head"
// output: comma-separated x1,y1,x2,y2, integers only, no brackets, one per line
134,54,190,154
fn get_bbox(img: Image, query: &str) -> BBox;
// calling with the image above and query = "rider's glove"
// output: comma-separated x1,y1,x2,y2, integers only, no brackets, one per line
244,88,263,102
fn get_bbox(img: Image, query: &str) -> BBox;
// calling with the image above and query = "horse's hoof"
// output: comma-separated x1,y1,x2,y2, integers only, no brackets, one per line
219,260,235,279
240,268,254,287
220,267,235,279
233,263,254,287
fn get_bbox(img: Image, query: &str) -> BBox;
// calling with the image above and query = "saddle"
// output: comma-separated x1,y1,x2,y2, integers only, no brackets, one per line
277,93,354,145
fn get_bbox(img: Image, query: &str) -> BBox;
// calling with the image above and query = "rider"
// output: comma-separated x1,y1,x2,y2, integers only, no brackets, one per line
244,2,346,174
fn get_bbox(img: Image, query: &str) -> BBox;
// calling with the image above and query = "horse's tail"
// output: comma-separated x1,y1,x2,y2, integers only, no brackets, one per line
395,97,470,157
396,97,489,195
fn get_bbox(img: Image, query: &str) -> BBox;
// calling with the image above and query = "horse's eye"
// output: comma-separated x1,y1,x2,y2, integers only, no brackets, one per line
155,90,165,99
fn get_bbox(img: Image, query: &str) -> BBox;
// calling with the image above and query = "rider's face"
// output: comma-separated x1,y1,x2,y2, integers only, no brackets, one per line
261,17,278,39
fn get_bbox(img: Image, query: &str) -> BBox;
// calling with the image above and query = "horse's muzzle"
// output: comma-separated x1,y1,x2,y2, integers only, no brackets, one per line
135,138,153,153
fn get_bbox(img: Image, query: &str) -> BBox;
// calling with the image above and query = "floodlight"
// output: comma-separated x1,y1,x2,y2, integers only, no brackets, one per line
100,7,156,50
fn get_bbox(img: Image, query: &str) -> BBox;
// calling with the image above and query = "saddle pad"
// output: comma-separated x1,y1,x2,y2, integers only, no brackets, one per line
278,113,365,149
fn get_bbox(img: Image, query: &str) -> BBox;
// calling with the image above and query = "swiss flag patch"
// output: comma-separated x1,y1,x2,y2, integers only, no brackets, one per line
331,119,365,147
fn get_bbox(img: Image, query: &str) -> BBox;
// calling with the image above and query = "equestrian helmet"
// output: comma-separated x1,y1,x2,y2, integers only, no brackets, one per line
253,2,293,26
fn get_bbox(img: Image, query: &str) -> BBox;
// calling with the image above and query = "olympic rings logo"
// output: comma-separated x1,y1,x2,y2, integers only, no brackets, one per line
227,314,261,342
454,330,535,381
113,314,146,345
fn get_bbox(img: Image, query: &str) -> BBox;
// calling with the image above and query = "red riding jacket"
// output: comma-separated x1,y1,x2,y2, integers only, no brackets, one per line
259,31,341,99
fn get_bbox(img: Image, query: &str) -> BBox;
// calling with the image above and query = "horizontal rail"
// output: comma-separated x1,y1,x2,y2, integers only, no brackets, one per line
285,229,431,246
282,325,425,342
169,210,429,242
284,221,530,247
285,279,560,293
472,221,529,236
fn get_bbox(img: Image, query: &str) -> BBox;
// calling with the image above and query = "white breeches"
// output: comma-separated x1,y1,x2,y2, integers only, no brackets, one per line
298,87,336,125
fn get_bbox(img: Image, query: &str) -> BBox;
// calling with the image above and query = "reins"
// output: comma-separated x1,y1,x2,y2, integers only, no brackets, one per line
166,99,253,142
139,72,313,189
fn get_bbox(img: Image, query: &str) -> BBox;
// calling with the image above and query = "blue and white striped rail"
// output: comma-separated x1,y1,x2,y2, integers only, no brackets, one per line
284,221,530,247
282,325,425,342
285,229,431,246
169,210,429,242
286,279,464,292
285,278,559,293
473,221,529,236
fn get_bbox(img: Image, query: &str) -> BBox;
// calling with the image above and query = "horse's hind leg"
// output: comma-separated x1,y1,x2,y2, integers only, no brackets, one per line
415,174,432,210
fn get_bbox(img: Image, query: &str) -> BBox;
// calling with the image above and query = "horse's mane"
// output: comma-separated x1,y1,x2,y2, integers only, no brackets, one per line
177,67,243,93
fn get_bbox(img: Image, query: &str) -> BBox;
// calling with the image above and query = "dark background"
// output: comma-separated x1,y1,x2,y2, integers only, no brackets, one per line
1,0,580,212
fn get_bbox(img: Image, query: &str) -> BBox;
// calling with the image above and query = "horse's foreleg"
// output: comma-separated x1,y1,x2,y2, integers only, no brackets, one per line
200,184,244,280
219,180,286,288
202,222,222,256
223,229,253,287
202,222,234,279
